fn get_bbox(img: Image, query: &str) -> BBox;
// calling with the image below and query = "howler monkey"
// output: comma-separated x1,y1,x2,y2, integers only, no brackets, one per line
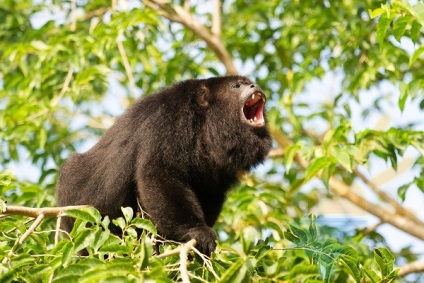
57,76,272,255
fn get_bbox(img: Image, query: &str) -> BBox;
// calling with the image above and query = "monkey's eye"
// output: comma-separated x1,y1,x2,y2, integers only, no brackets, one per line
232,83,241,89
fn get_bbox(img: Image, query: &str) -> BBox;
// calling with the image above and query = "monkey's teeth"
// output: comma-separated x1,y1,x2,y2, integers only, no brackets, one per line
254,116,257,122
251,94,255,100
249,119,253,123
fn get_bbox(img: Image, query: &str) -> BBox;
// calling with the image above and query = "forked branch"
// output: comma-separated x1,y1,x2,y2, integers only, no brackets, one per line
143,0,238,75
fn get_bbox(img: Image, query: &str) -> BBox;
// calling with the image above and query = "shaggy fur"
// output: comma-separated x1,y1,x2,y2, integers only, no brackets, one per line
57,76,272,255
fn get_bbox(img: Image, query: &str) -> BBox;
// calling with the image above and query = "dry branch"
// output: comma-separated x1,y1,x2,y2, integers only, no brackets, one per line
398,259,424,277
180,239,197,283
1,204,90,264
117,39,137,98
2,204,90,218
270,127,424,241
143,0,238,75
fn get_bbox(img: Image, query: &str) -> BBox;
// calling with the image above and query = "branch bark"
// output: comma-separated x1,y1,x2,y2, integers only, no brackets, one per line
270,127,424,241
1,204,90,264
398,259,424,277
2,204,90,218
143,0,238,75
180,239,197,283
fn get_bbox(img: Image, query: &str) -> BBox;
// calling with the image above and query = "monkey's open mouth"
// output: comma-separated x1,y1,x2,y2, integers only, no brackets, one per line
243,92,266,127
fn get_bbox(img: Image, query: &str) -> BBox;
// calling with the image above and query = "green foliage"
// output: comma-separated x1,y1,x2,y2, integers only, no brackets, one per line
1,0,424,282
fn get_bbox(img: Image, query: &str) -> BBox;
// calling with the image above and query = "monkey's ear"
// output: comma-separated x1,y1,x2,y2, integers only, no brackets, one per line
196,84,210,108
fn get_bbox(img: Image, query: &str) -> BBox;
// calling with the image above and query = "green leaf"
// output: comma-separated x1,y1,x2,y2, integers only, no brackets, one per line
368,8,385,19
392,16,411,41
289,224,309,244
410,20,422,42
409,46,424,67
121,206,133,223
30,40,49,51
413,3,424,26
305,157,335,182
377,15,392,46
340,251,361,283
374,247,395,277
331,147,352,173
363,268,381,283
131,218,157,235
397,183,409,201
398,81,408,111
219,258,248,283
308,214,318,242
63,207,101,224
78,262,138,283
284,143,301,173
73,229,97,252
100,244,131,254
113,217,126,230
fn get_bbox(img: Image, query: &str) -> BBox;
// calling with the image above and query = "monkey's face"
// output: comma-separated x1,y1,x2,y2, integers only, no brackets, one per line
225,77,267,128
201,76,267,128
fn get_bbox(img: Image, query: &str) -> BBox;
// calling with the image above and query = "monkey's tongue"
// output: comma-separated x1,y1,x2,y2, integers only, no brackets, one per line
243,94,265,126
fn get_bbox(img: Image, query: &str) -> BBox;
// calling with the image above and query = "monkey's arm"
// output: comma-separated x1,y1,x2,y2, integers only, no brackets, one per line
136,175,216,255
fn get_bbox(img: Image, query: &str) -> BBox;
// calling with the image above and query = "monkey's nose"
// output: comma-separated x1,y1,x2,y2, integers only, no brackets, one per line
250,84,255,88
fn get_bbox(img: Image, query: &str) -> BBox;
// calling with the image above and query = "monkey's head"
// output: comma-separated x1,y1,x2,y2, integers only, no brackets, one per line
196,76,268,129
191,75,272,171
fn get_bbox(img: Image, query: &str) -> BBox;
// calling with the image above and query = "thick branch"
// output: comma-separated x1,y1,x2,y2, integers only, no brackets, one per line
270,127,424,241
143,0,238,75
211,0,221,38
352,168,422,224
329,177,424,240
398,259,424,276
301,128,420,225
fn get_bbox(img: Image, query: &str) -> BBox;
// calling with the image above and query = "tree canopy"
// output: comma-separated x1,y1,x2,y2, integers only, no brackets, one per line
1,0,424,282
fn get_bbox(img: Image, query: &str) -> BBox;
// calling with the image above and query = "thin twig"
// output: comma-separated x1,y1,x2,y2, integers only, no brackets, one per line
15,65,73,126
55,216,61,245
117,39,137,97
180,239,196,283
52,66,74,107
19,214,45,244
71,0,77,31
361,221,383,235
143,0,238,75
156,245,183,258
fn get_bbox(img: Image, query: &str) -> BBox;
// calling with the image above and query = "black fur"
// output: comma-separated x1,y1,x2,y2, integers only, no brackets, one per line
57,76,272,255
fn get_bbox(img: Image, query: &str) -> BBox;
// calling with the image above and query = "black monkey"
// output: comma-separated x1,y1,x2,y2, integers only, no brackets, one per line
57,76,272,255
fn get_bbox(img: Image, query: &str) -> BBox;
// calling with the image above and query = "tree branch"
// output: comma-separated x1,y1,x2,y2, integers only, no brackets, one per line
143,0,238,75
270,127,424,241
117,39,137,97
211,0,222,38
1,204,90,264
180,239,197,283
2,204,90,218
398,259,424,277
352,168,422,224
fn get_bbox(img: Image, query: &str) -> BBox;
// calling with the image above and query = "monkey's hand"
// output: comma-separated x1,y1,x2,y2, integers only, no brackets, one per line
184,226,217,256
